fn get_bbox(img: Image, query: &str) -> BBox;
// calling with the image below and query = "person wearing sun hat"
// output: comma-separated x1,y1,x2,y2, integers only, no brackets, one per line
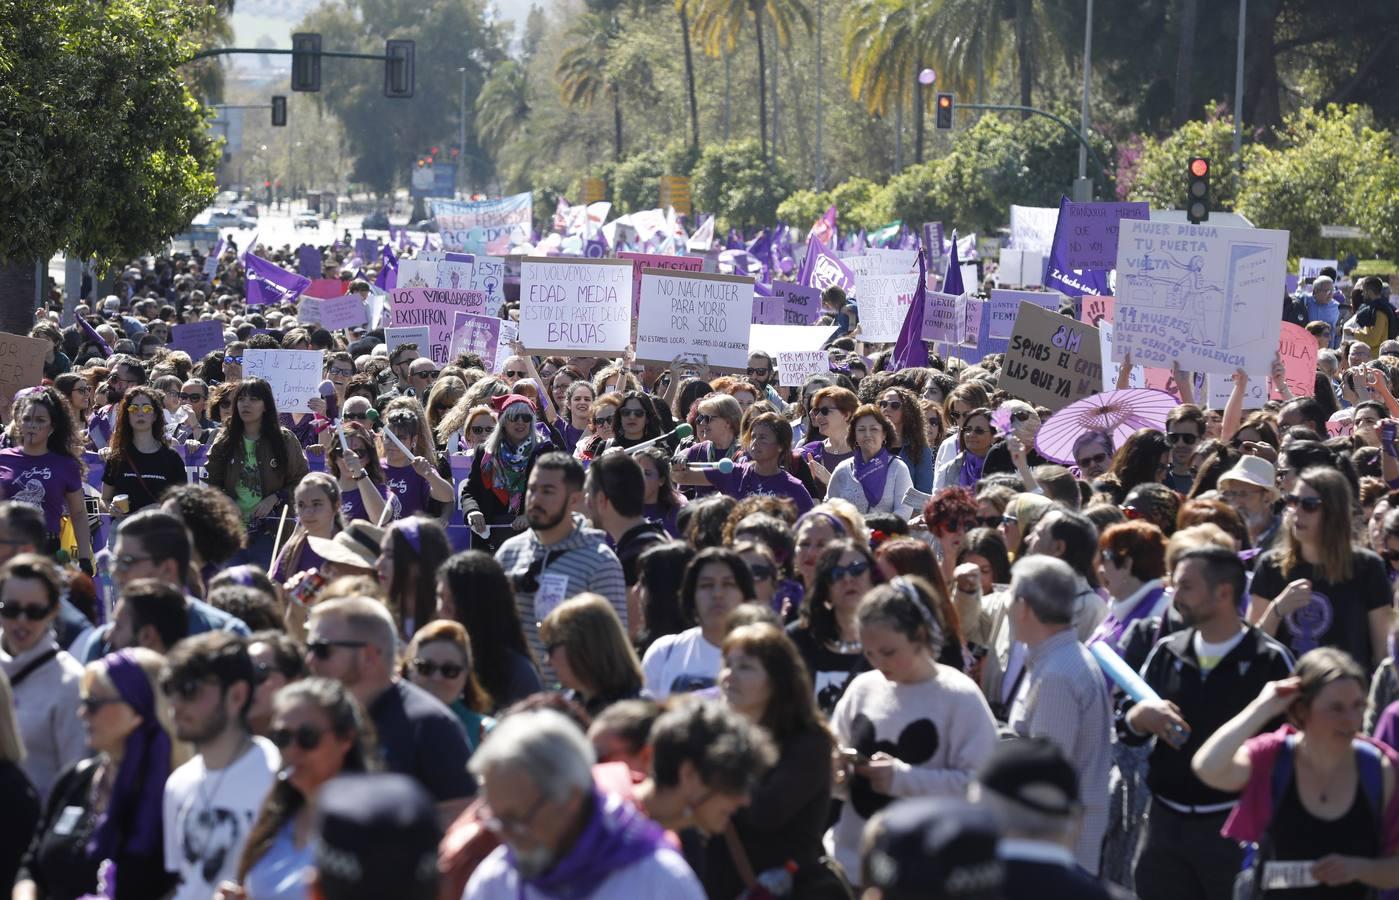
1215,455,1282,553
307,520,384,577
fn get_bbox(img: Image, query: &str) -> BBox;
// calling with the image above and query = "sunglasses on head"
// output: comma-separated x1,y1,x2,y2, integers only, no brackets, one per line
307,639,366,659
1283,494,1323,512
179,392,205,402
270,723,327,752
0,600,54,621
829,558,872,582
413,659,465,679
1166,432,1199,446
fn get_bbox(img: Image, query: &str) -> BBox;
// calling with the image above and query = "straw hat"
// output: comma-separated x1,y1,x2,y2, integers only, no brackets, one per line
307,520,384,570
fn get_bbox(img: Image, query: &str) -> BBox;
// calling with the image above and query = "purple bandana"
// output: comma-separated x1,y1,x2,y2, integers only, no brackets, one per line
958,451,987,488
853,448,892,507
397,516,423,554
87,650,170,863
514,787,670,899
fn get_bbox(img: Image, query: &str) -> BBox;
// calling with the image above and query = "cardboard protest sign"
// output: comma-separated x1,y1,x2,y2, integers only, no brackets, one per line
990,290,1064,339
777,350,830,387
773,282,821,326
0,333,49,414
395,252,441,289
390,287,489,364
448,312,503,370
749,324,838,355
1001,302,1104,412
435,252,475,290
243,349,323,414
1077,295,1174,392
845,252,916,282
620,252,703,318
1113,220,1290,375
751,298,784,324
319,295,368,331
302,278,345,299
635,270,753,371
1079,295,1113,327
857,271,921,343
434,192,533,254
1061,202,1150,271
920,291,962,342
297,296,322,326
1276,322,1317,399
519,258,633,355
956,295,985,346
386,327,430,358
1299,258,1338,280
170,321,226,361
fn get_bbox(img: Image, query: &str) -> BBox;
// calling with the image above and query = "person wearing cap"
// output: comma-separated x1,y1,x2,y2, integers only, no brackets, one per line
309,773,442,900
971,738,1132,899
464,708,705,899
461,394,559,542
1217,455,1283,553
1122,545,1294,900
1002,557,1113,874
860,796,1005,900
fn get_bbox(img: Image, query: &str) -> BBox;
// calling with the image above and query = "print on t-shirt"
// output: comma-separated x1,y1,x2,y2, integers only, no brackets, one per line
815,670,857,714
181,806,247,885
847,713,940,818
1286,590,1334,654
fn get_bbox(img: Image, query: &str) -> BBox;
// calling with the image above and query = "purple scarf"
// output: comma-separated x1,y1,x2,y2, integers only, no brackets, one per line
957,450,987,488
87,650,170,863
1087,583,1166,651
515,787,669,899
853,448,892,507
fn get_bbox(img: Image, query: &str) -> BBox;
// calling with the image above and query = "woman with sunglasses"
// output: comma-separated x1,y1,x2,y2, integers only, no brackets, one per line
53,374,93,425
423,375,466,450
787,538,885,715
936,382,992,472
924,487,980,589
206,378,309,564
790,374,835,447
877,386,933,493
1249,466,1392,672
574,393,620,462
0,555,86,803
932,406,996,492
734,541,782,611
326,418,395,526
461,394,555,538
16,648,184,900
636,447,686,537
678,393,743,499
403,620,495,751
641,547,756,699
100,385,188,517
600,390,665,454
379,399,455,520
440,404,497,456
1089,521,1169,655
982,399,1047,478
540,593,645,717
170,377,217,445
0,387,92,567
826,403,915,518
798,386,858,498
225,678,372,900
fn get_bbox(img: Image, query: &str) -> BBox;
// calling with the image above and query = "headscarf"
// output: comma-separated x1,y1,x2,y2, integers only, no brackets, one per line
87,650,170,863
853,448,893,506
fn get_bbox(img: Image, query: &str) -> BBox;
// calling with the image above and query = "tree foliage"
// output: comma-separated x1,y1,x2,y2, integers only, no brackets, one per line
690,139,795,229
1122,104,1240,211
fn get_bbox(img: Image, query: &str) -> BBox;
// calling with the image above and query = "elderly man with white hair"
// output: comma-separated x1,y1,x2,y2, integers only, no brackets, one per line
465,709,706,899
1305,274,1341,348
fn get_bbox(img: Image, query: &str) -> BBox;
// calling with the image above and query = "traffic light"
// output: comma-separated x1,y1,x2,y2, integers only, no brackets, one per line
934,92,954,130
384,39,415,99
270,95,287,127
1187,157,1210,224
291,33,321,92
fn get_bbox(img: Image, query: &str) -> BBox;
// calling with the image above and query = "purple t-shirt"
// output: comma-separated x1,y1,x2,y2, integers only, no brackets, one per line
272,541,326,582
385,464,432,518
341,480,394,523
0,449,83,532
88,406,114,449
799,439,854,471
704,460,814,515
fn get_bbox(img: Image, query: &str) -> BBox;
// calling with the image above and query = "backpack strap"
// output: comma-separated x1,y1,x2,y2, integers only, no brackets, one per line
1271,733,1299,809
1354,739,1385,820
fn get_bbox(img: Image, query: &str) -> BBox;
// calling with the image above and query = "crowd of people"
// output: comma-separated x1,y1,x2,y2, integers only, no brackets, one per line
2,243,1399,900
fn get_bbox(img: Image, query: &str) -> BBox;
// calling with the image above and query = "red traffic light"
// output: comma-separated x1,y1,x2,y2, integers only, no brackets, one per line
1190,158,1209,178
938,95,952,109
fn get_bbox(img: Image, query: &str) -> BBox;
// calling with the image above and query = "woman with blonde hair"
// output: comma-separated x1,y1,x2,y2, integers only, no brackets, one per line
438,404,497,455
404,620,495,750
378,398,455,519
15,649,186,900
0,668,41,896
270,472,344,581
423,374,466,447
540,593,644,716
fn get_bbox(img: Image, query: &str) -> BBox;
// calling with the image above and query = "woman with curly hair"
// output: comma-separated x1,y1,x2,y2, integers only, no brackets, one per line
1107,427,1172,499
876,385,933,493
160,484,246,594
101,385,187,517
923,487,980,591
0,387,92,564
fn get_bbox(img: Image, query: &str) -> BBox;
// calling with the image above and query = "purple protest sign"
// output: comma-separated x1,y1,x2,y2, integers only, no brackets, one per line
170,321,226,361
751,297,784,325
319,295,368,331
390,287,489,364
354,238,379,262
297,245,323,278
448,312,503,369
1062,201,1149,271
773,282,820,325
922,222,945,274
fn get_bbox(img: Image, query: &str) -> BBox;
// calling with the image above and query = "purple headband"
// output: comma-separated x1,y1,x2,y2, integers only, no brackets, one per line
88,650,170,862
397,517,422,554
796,510,846,538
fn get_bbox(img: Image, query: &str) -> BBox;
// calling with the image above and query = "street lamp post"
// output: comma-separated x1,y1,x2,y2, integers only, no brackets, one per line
1233,0,1247,190
1075,0,1094,201
458,66,467,199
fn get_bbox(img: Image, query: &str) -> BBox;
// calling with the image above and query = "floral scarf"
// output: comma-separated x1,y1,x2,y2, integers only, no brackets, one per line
482,436,534,514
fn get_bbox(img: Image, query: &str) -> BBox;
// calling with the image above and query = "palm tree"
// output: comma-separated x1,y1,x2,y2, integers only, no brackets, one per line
476,60,532,152
692,0,812,160
556,12,626,161
843,0,929,163
676,0,701,153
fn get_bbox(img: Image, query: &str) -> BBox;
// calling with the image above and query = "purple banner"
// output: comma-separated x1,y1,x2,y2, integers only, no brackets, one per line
243,251,311,306
297,245,323,279
354,238,379,262
170,320,226,361
1061,201,1150,270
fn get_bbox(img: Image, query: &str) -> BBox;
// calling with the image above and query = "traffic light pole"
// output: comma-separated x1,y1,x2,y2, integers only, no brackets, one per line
187,47,390,64
959,102,1106,197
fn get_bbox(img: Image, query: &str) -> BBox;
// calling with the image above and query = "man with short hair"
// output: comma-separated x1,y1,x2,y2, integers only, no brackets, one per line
246,630,306,737
306,596,475,818
1277,396,1328,437
88,353,147,449
585,452,667,587
745,351,787,411
500,355,529,387
161,632,280,900
1164,405,1206,493
1004,557,1112,874
122,578,191,653
1215,456,1281,551
496,453,627,672
1071,431,1113,481
1122,545,1293,900
407,357,439,398
465,709,705,899
387,342,419,394
972,738,1131,899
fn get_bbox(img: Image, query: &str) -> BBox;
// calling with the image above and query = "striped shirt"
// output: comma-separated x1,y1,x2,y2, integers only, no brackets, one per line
495,522,627,682
1008,628,1113,875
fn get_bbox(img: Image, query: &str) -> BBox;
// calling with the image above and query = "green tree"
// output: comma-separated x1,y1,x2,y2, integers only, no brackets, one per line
476,61,532,152
557,11,627,161
841,0,942,162
690,139,795,228
1121,104,1239,211
776,188,831,226
0,0,218,333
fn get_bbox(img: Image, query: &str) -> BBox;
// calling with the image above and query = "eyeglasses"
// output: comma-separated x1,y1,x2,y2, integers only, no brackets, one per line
829,558,872,582
926,416,942,429
963,426,991,436
1166,432,1199,446
79,696,125,714
342,412,369,422
225,356,244,365
329,368,355,378
619,407,646,418
126,403,155,415
307,639,367,659
505,412,532,424
878,399,902,410
161,677,213,701
1010,410,1032,422
1100,549,1123,566
1283,494,1323,512
179,392,206,402
1075,452,1109,470
111,553,154,572
504,369,528,379
469,425,494,437
270,723,327,752
0,600,54,621
413,370,440,380
975,515,1004,528
482,792,551,837
413,659,465,679
747,563,776,581
746,367,769,377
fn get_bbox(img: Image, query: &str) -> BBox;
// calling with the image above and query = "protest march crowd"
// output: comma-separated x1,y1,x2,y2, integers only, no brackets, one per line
3,208,1399,900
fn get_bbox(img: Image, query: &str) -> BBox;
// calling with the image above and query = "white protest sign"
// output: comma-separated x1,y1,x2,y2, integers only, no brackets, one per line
777,351,830,388
1299,258,1338,280
243,349,323,413
319,295,368,331
297,296,321,326
960,263,980,293
435,252,475,290
989,290,1063,339
519,258,633,355
955,295,985,346
385,326,430,357
749,324,838,355
635,269,753,371
1098,321,1145,391
857,271,921,343
1010,205,1059,256
1113,220,1291,374
495,321,518,374
997,248,1044,287
395,251,441,289
921,291,962,342
1204,372,1268,409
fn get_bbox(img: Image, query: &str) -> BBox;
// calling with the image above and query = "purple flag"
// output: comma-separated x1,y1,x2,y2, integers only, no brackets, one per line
799,235,855,293
852,230,867,253
772,224,796,277
375,244,399,291
745,229,773,284
754,280,773,297
1044,195,1112,297
944,231,965,297
75,313,112,359
892,250,930,368
726,228,743,250
584,228,610,259
242,250,311,306
297,245,323,279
